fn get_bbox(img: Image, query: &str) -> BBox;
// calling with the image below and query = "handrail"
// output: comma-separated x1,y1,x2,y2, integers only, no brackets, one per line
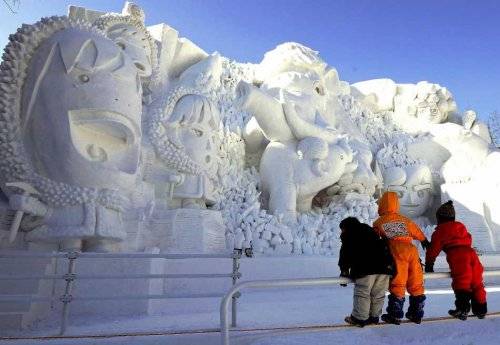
0,250,242,336
220,270,500,345
0,251,235,259
0,273,236,280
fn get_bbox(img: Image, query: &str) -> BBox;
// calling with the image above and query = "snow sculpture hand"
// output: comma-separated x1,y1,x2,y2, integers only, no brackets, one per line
9,194,49,217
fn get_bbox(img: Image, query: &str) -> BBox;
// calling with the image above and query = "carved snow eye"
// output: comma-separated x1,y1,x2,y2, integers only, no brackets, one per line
117,42,126,50
191,128,203,137
134,62,146,72
313,81,325,95
79,74,90,83
340,154,344,160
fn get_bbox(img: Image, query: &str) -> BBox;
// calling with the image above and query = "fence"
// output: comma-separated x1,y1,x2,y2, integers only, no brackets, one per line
219,269,500,345
0,250,242,335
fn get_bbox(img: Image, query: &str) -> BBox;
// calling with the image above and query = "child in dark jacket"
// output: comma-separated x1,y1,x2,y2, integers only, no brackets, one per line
339,217,395,327
425,200,487,320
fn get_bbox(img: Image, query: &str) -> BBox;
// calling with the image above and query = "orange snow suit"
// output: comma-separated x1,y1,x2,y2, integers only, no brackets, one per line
373,192,426,298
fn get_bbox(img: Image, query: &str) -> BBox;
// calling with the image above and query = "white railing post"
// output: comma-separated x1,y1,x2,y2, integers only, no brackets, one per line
59,251,78,335
231,249,242,328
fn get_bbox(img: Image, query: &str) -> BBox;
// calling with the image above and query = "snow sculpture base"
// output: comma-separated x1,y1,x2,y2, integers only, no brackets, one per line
150,208,227,253
441,183,499,251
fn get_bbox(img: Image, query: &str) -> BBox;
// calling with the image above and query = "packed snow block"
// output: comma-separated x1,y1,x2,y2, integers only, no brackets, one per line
150,208,227,254
441,183,496,251
394,83,418,115
52,254,164,317
351,78,397,112
0,255,55,334
67,5,105,23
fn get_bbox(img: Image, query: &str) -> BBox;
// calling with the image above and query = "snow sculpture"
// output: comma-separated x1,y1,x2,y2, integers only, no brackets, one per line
147,54,223,209
0,17,147,252
462,110,492,144
396,81,457,124
260,137,354,220
149,92,220,209
237,80,356,219
406,123,490,184
352,79,458,131
69,2,159,101
351,78,397,113
238,43,377,218
145,53,226,253
382,165,434,222
1,2,498,258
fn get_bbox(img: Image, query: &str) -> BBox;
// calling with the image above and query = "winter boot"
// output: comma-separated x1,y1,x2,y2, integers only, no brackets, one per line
382,294,405,325
471,299,487,319
344,315,366,327
406,294,426,324
448,291,471,321
367,316,379,325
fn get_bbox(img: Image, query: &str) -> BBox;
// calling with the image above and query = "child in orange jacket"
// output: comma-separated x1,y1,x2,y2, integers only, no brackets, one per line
425,200,487,320
373,191,429,324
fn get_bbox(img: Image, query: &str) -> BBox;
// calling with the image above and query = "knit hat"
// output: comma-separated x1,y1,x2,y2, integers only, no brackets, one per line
436,200,455,223
339,217,360,231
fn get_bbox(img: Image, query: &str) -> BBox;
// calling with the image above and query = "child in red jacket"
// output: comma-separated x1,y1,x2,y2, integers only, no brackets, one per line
425,200,487,320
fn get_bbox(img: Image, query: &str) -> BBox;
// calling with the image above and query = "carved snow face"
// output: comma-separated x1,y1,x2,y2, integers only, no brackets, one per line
384,165,433,218
416,100,444,123
414,83,454,124
164,95,220,176
23,28,142,190
106,23,152,79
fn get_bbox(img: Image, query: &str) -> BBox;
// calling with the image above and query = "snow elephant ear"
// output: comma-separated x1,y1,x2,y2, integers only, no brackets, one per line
323,68,340,91
323,68,350,95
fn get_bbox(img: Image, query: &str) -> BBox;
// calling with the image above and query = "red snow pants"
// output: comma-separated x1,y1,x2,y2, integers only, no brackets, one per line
446,246,486,304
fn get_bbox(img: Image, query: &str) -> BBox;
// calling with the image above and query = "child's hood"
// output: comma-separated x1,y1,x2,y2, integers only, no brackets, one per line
378,191,400,215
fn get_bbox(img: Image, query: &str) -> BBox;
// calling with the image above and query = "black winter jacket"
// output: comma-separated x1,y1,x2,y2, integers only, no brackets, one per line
338,217,395,279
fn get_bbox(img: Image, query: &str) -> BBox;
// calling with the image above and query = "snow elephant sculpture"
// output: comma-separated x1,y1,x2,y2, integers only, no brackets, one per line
260,138,354,220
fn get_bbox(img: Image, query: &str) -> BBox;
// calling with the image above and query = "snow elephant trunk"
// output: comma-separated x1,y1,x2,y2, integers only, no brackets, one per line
236,81,294,142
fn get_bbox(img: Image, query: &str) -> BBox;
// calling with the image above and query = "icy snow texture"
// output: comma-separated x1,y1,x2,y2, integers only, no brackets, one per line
489,111,500,148
206,57,383,255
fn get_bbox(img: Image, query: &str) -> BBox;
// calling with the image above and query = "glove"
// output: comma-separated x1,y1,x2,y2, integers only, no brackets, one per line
425,262,434,273
421,239,430,250
340,269,350,287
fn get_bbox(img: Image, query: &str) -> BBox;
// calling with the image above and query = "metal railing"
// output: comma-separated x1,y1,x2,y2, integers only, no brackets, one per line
219,269,500,345
0,250,242,335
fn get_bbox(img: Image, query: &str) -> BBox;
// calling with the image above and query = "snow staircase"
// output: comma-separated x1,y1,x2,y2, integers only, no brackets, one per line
0,256,56,333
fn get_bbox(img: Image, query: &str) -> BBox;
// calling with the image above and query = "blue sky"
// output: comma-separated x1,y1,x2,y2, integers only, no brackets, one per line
1,0,499,119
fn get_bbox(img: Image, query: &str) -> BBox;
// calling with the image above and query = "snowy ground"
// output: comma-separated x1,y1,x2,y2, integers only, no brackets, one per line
4,282,500,344
4,317,500,345
3,255,500,344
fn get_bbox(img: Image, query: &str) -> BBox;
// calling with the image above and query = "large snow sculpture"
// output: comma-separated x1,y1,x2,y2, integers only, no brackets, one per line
0,17,148,252
1,2,498,258
237,43,376,218
145,53,226,253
